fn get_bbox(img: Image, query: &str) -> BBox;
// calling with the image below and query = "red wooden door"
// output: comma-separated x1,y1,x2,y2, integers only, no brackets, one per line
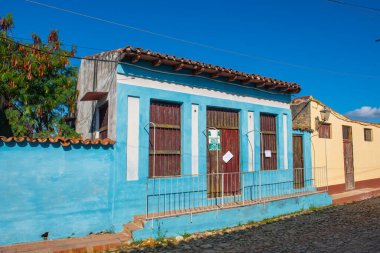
221,129,240,195
207,108,240,197
293,135,304,188
342,126,354,190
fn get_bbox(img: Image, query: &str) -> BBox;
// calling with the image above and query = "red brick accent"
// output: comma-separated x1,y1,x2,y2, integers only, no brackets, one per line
333,189,380,205
328,178,380,195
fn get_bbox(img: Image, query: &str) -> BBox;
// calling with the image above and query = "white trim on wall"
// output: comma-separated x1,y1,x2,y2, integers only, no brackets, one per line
117,74,290,110
191,104,199,175
127,96,140,181
248,111,255,172
283,114,288,170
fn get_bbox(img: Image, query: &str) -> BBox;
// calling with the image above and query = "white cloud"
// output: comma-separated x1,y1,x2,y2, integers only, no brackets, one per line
345,106,380,119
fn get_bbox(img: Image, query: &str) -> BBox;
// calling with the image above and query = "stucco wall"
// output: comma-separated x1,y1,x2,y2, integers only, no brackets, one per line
75,52,122,140
310,100,380,187
0,141,114,245
133,192,332,240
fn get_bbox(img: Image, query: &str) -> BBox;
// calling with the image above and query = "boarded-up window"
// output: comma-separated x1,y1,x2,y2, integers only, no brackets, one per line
319,123,331,139
364,128,372,142
260,114,277,170
149,100,181,177
207,108,239,129
98,102,108,139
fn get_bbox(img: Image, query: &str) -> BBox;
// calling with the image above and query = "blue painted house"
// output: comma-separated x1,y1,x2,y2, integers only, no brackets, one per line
0,46,331,246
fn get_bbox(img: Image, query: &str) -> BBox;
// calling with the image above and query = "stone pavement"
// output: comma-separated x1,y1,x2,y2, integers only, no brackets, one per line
2,194,379,253
123,197,380,253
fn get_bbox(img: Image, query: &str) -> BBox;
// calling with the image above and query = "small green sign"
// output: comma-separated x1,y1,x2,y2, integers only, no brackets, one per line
208,129,220,151
209,143,220,151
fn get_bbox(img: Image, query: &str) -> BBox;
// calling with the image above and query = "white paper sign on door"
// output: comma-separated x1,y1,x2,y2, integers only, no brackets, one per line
223,151,234,163
264,150,272,158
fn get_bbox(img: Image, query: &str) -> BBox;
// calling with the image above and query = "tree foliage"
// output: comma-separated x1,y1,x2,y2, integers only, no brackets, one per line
0,14,80,138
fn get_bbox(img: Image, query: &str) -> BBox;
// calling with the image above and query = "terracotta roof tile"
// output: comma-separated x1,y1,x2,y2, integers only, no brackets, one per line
0,136,115,147
88,45,301,94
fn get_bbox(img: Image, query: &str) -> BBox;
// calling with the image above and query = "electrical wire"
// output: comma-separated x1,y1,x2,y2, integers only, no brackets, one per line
23,0,380,79
1,35,291,96
7,35,110,52
327,0,380,13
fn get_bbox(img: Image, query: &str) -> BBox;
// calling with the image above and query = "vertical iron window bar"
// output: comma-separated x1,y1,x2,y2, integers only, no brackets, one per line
260,114,278,170
149,101,181,177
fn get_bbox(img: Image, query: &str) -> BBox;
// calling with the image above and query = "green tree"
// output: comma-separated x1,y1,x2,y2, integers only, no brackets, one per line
0,14,79,138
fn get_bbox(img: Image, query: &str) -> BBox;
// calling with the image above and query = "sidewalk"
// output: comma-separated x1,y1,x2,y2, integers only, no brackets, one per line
0,232,130,253
331,187,380,204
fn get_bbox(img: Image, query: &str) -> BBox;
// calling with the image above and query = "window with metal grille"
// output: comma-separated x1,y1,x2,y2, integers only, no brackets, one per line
364,128,372,142
98,102,108,139
318,123,331,139
149,100,181,177
260,113,277,170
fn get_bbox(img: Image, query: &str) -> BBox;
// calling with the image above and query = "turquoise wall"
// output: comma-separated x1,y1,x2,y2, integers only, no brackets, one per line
0,141,114,245
110,63,315,230
133,192,332,240
0,62,320,246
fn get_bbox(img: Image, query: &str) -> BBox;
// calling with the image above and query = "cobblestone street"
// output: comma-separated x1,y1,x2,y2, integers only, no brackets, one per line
125,197,380,253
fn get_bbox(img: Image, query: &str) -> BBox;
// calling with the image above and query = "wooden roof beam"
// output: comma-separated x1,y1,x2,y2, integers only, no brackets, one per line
210,72,220,79
173,63,184,71
268,83,281,90
152,59,162,67
228,75,238,82
256,82,269,88
280,86,291,92
131,54,141,63
241,79,251,85
192,67,204,75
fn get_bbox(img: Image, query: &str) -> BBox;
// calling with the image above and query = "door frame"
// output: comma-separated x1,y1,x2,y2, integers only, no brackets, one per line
342,125,355,190
292,134,305,189
206,107,240,198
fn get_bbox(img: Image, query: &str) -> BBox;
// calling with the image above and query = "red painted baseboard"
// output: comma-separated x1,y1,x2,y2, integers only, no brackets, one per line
327,178,380,195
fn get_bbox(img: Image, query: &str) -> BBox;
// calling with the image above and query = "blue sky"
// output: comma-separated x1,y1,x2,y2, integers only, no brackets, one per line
2,0,380,122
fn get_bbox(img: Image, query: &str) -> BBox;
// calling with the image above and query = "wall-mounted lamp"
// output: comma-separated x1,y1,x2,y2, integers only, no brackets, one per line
315,106,331,131
320,107,331,122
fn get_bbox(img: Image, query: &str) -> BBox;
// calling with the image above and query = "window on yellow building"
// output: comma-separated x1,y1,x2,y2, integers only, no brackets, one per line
364,128,372,142
318,123,331,139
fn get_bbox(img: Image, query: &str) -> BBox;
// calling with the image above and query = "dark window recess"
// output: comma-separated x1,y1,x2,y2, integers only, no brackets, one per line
98,102,108,139
342,125,352,140
149,100,181,177
260,114,277,170
319,123,331,139
364,128,372,142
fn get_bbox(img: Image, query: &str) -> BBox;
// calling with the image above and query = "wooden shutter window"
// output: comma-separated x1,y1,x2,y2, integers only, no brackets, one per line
319,123,331,139
260,114,277,170
149,100,181,177
342,125,352,141
364,128,372,142
98,102,108,139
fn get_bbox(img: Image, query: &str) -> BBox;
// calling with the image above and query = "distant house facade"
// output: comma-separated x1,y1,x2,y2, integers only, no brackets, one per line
292,96,380,194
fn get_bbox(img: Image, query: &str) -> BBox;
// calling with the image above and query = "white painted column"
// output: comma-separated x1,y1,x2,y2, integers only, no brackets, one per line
127,96,140,181
248,111,254,172
283,114,288,170
191,104,199,175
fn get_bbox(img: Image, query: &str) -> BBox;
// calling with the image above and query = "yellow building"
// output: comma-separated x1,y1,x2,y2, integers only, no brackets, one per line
292,96,380,194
